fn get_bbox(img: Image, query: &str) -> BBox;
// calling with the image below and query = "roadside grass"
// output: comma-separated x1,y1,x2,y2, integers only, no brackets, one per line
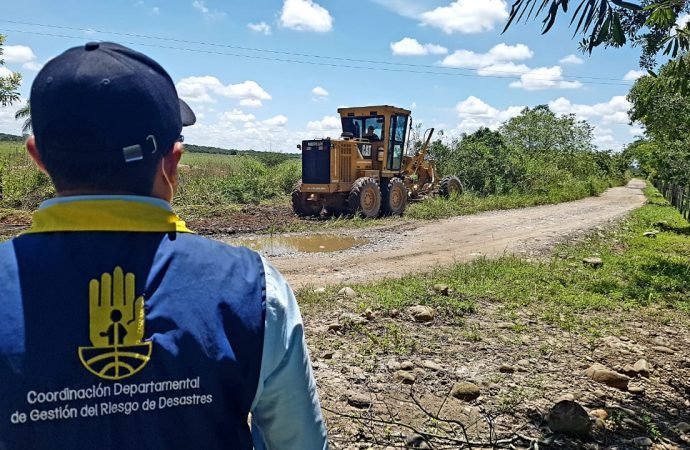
404,176,616,220
299,185,690,342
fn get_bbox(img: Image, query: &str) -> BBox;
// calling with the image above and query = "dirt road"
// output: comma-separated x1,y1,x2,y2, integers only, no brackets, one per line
238,180,646,288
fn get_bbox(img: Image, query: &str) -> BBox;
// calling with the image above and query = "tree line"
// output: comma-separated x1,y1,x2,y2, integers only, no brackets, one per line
429,106,628,197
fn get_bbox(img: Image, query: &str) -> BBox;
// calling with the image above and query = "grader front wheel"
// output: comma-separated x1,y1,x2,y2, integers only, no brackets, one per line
291,181,323,217
348,177,381,218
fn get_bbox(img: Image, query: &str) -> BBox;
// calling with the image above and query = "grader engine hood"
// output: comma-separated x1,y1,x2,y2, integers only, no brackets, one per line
301,139,331,184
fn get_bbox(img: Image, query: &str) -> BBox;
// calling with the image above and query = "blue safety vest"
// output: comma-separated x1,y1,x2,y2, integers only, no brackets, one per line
0,199,266,449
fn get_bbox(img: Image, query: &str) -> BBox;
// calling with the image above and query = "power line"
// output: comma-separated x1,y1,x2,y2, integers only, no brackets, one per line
0,23,632,87
0,19,634,83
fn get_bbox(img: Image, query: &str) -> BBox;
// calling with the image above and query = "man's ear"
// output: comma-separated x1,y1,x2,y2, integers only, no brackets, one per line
161,141,184,193
163,142,183,179
26,136,48,174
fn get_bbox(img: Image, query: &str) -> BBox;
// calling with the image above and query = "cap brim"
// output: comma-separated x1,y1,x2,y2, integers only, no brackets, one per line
179,99,196,127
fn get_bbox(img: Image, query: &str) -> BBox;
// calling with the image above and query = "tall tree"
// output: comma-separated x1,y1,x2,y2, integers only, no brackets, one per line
0,34,22,107
500,105,595,153
627,57,690,182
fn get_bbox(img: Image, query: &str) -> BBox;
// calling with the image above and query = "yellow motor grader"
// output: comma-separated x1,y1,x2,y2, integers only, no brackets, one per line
292,105,462,218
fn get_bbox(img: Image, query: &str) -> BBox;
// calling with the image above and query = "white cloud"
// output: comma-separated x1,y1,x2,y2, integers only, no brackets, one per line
623,70,646,81
176,77,271,106
192,0,225,20
390,37,448,56
2,45,42,71
441,43,534,78
372,0,425,19
476,62,530,77
307,115,341,136
509,66,582,90
454,96,524,133
548,96,631,125
0,67,14,78
441,43,533,69
560,54,584,65
280,0,333,32
248,22,272,35
677,13,690,29
240,98,263,108
420,0,509,34
183,120,300,152
263,115,289,127
3,45,36,64
311,86,329,97
221,109,256,123
22,61,43,71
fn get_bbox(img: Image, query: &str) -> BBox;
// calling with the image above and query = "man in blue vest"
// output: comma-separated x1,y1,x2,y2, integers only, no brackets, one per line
0,42,328,449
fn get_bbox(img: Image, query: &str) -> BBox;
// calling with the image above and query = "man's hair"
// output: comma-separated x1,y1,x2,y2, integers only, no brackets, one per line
37,124,166,196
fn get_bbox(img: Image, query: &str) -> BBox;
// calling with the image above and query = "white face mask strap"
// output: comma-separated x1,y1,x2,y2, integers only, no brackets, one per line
160,156,175,199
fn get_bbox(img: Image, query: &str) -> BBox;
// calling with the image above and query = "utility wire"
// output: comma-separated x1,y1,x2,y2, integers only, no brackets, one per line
0,23,632,86
0,19,634,83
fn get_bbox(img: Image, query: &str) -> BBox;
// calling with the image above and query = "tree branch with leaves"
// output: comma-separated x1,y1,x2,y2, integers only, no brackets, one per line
503,0,690,71
0,34,22,107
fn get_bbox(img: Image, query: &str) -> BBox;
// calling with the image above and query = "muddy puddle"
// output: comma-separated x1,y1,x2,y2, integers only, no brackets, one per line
232,234,369,256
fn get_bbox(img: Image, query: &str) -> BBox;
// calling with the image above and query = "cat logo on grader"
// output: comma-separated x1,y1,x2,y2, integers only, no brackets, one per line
293,105,462,218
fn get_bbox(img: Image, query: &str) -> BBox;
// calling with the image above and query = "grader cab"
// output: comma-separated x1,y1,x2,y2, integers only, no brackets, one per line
292,105,462,218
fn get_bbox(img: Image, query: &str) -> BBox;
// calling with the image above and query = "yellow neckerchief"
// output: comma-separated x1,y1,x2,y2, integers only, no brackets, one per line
23,199,193,234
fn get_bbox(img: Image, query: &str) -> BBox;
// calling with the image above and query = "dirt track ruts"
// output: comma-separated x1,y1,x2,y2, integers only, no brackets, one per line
263,179,647,288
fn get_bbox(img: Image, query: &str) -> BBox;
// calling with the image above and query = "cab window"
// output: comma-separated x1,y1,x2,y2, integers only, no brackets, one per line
387,115,407,171
341,116,384,141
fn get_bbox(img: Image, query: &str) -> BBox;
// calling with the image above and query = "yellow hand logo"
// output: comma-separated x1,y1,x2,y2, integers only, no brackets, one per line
88,266,145,348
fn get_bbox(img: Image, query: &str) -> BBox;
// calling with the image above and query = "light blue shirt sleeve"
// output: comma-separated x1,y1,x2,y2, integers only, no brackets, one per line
251,257,328,450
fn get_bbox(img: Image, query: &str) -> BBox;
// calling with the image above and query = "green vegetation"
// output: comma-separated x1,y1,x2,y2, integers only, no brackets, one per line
0,105,627,225
0,141,53,209
0,139,302,212
405,178,613,220
626,58,690,185
323,185,689,337
0,34,22,107
177,154,300,206
431,107,627,196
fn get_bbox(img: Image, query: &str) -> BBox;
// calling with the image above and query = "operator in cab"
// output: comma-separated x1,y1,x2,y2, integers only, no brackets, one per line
364,125,380,142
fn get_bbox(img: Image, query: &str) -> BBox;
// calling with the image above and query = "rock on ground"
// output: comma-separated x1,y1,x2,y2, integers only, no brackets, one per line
408,305,435,323
585,363,630,390
450,382,480,401
546,400,591,437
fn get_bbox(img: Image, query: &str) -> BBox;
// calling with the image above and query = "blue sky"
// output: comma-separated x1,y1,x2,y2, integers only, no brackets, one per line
0,0,655,152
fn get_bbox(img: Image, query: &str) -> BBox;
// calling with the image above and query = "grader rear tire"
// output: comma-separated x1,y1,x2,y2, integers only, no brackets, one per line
439,176,463,198
381,178,407,216
348,177,381,218
291,181,322,217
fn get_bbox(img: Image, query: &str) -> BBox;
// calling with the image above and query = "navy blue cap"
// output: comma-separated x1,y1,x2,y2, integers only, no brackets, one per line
31,42,195,163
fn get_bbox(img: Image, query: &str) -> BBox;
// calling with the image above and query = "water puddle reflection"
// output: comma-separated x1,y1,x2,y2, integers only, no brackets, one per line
233,234,368,255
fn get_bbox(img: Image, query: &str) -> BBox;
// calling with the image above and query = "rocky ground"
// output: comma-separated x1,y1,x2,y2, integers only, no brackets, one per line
304,289,689,449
